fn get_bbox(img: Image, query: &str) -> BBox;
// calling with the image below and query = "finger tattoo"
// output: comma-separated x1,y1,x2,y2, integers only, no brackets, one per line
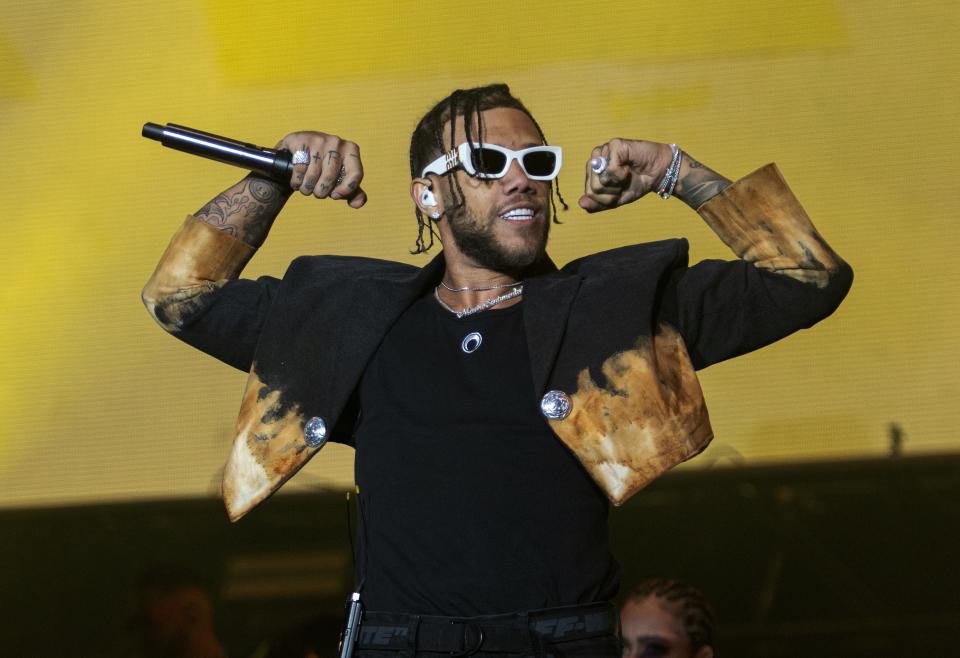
599,172,621,186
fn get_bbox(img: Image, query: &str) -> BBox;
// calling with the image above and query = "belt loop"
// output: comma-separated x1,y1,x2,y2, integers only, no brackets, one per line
522,611,547,658
402,615,421,658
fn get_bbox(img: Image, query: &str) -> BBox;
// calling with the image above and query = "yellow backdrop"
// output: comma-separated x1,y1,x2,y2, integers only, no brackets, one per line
1,1,957,507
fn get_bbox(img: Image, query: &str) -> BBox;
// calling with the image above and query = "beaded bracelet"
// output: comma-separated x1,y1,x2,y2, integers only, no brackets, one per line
656,143,682,200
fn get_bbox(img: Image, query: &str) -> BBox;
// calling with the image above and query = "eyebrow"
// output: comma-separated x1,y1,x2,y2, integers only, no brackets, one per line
472,141,543,149
626,634,671,644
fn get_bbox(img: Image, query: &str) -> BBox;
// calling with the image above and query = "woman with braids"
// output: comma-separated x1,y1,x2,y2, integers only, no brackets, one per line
143,83,850,656
620,579,717,658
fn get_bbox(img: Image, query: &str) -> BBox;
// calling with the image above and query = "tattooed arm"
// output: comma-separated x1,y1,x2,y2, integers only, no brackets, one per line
578,139,730,212
143,130,367,336
194,174,291,248
577,140,851,372
194,130,366,247
578,138,849,286
672,153,731,210
575,138,848,279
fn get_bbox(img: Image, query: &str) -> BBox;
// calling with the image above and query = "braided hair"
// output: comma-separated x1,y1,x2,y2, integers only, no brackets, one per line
408,83,567,254
626,578,717,655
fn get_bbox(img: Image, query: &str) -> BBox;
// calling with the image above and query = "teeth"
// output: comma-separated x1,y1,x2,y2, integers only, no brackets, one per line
500,208,535,220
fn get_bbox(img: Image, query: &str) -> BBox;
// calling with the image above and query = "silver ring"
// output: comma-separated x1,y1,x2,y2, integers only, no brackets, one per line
335,165,346,186
589,156,607,175
292,149,310,165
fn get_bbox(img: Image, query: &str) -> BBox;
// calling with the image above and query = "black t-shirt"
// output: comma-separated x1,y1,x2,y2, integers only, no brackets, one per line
353,293,619,616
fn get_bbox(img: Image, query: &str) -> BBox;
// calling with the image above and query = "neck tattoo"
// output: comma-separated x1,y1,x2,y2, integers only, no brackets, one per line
434,285,523,318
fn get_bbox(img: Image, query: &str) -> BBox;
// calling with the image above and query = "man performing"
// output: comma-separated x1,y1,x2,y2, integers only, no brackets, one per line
143,84,851,656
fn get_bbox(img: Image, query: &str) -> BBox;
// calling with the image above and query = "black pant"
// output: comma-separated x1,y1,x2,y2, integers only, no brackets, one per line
351,601,620,657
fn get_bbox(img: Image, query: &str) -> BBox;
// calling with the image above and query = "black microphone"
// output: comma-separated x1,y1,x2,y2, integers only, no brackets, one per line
142,123,293,182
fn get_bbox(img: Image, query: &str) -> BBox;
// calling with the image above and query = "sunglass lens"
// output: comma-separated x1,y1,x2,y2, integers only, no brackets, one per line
471,148,508,176
522,150,557,176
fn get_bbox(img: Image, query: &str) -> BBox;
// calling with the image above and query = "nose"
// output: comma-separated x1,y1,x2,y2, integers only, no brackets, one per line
500,156,534,194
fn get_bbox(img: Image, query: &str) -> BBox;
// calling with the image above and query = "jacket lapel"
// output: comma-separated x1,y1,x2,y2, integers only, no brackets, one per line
522,268,582,396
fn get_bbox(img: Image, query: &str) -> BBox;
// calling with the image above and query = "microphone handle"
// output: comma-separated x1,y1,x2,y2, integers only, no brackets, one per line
338,592,363,658
142,122,293,182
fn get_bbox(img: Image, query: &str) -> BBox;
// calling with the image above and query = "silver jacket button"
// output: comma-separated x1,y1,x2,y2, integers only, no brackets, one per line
540,390,572,421
304,416,328,448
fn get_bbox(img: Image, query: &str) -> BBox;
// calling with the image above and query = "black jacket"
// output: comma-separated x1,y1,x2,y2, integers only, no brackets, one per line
143,164,852,520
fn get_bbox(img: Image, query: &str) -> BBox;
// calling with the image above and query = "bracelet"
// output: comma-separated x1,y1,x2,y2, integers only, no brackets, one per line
656,143,682,200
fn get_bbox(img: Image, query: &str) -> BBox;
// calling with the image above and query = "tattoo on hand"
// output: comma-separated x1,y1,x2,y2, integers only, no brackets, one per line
326,150,341,164
599,171,621,187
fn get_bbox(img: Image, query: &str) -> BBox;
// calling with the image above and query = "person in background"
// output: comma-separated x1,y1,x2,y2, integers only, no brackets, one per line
131,565,228,658
620,578,716,658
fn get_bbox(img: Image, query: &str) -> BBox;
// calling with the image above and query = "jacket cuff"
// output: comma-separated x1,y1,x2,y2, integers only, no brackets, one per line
697,163,845,287
142,215,256,331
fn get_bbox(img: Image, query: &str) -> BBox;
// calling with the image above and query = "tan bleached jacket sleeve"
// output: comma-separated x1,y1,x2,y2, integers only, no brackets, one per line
142,216,256,333
697,163,847,287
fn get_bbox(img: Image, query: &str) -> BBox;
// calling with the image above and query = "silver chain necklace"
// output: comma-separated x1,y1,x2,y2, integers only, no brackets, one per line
434,285,523,318
440,279,522,293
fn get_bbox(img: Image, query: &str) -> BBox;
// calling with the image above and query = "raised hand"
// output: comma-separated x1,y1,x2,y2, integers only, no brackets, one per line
279,131,367,209
578,139,674,213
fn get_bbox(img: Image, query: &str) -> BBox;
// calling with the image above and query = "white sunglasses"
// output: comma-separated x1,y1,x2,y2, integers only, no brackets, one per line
421,142,563,180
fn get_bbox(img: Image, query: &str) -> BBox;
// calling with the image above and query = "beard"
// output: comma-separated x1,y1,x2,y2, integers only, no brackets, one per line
445,205,549,272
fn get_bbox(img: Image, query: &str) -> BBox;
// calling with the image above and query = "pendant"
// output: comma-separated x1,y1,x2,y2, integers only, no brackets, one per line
461,332,483,354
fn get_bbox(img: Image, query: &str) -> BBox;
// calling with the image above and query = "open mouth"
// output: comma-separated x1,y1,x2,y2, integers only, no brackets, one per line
499,208,536,222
